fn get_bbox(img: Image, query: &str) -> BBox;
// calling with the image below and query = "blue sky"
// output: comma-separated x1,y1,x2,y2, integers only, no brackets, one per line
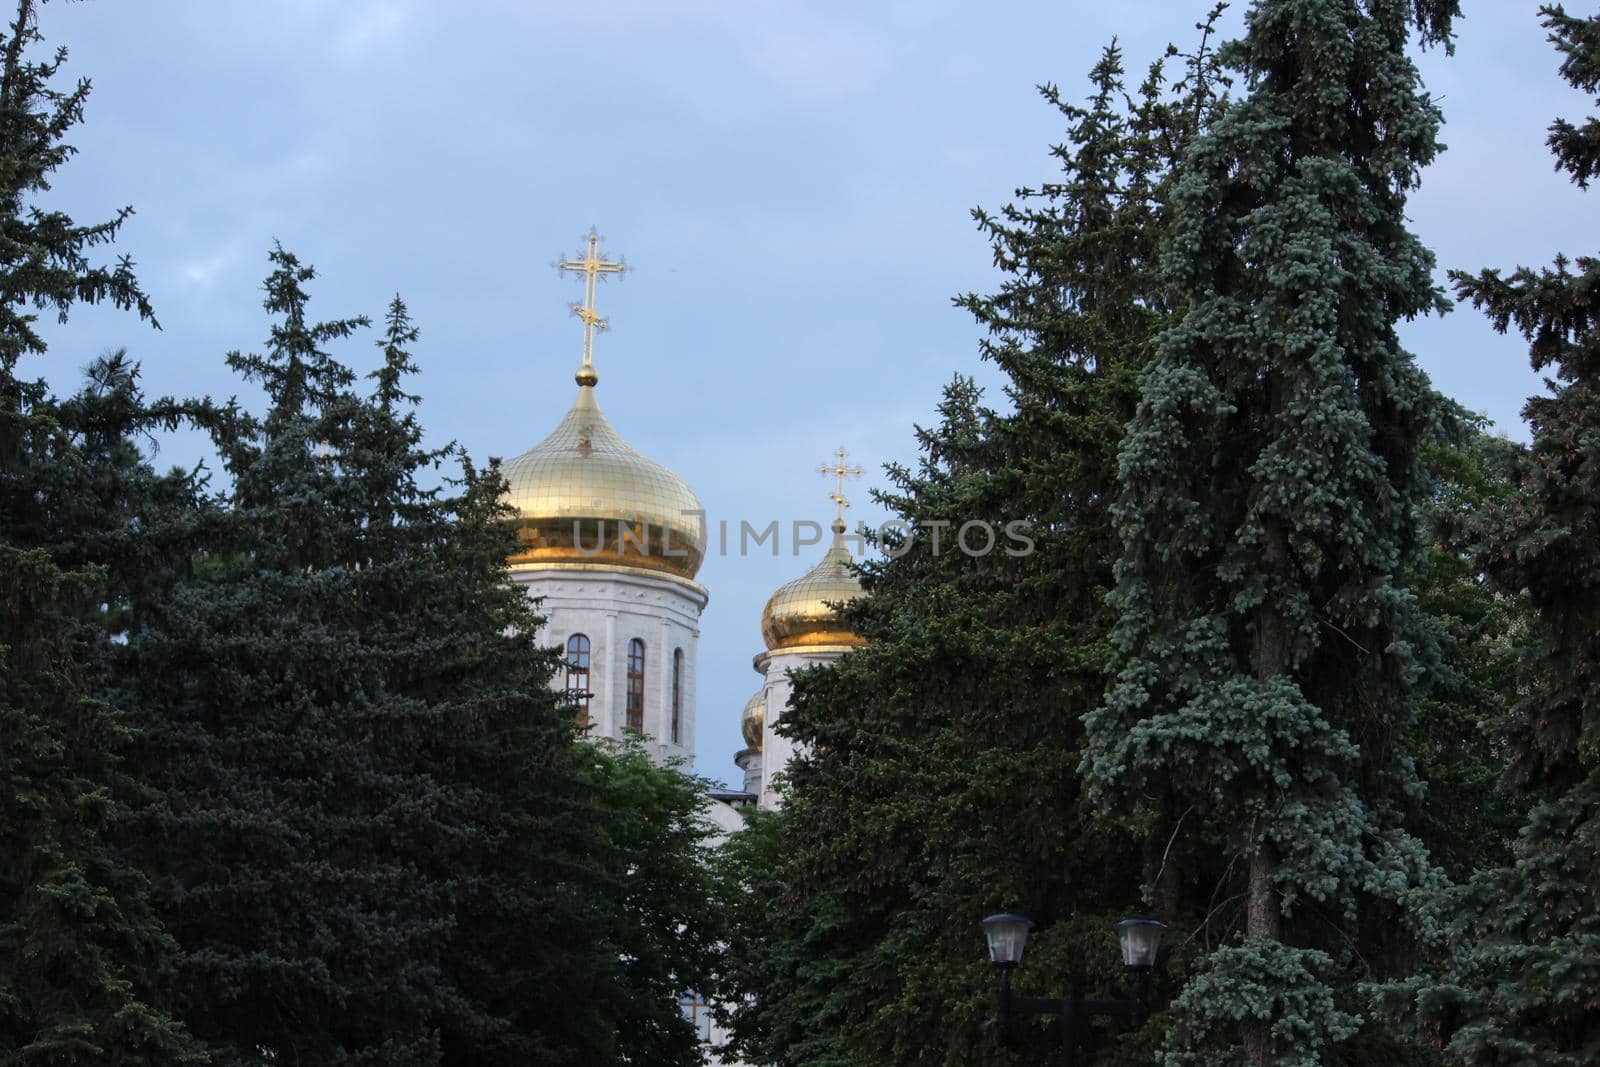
31,0,1600,785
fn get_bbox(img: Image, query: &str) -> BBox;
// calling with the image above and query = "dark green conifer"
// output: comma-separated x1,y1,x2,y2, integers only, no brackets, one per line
118,250,457,1064
346,297,613,1067
120,267,724,1066
1403,415,1529,884
351,300,728,1067
718,36,1221,1066
1400,7,1600,1062
1079,0,1459,1062
0,0,202,1058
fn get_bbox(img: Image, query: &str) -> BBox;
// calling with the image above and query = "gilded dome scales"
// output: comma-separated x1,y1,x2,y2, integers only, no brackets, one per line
502,231,706,580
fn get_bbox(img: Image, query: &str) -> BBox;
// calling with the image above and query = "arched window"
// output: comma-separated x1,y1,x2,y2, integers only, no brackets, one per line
565,634,591,724
671,648,684,745
626,638,646,732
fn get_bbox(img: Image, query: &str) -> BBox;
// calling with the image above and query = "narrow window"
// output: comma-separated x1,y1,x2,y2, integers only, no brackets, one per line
626,638,646,732
671,648,684,745
565,634,591,724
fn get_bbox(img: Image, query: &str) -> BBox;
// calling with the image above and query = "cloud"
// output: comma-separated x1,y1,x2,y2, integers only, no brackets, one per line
525,0,734,34
180,248,238,289
741,25,884,103
336,0,412,58
175,234,255,291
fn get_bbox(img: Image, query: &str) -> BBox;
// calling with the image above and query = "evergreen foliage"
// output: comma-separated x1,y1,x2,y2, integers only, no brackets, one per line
0,0,202,1058
1078,0,1460,1061
8,0,1597,1064
713,4,1536,1062
581,738,730,1067
1396,7,1600,1062
1404,416,1529,884
111,252,726,1066
117,252,453,1064
717,35,1225,1066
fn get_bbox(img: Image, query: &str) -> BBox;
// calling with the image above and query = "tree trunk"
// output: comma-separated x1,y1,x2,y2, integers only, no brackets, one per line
1246,845,1281,940
1242,843,1280,1063
1244,513,1290,1065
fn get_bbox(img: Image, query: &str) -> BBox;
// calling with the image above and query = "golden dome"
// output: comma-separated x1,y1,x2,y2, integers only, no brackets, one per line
741,688,765,751
503,378,705,579
759,521,868,651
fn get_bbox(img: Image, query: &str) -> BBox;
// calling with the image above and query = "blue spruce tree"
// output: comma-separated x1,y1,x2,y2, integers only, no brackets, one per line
1080,0,1460,1062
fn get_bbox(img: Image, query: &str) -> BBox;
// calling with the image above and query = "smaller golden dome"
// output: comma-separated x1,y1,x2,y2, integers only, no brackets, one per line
741,689,765,751
759,521,868,652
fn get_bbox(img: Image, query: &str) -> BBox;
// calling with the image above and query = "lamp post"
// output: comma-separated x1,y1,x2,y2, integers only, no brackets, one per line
980,913,1166,1066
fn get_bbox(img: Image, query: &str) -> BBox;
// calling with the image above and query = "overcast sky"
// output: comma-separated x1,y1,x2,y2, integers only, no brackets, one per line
31,0,1600,784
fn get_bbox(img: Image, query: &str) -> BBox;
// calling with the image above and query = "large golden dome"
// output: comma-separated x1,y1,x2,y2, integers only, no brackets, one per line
741,688,765,751
759,520,868,652
503,374,706,579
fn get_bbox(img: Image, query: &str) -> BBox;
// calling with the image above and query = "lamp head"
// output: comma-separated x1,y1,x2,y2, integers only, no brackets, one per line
980,913,1034,969
1115,917,1167,970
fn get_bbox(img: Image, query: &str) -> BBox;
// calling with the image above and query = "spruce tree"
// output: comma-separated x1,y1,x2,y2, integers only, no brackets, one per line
350,300,728,1067
1400,7,1600,1062
1078,0,1459,1062
0,0,202,1058
719,37,1221,1066
341,297,613,1067
118,251,463,1064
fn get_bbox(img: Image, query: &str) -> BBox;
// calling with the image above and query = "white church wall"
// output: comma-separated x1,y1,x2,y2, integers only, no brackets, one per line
755,645,852,808
734,747,763,796
511,564,707,767
699,796,745,845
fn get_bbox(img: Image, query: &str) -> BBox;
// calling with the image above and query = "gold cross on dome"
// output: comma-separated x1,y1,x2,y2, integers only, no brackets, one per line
559,229,626,371
819,447,863,525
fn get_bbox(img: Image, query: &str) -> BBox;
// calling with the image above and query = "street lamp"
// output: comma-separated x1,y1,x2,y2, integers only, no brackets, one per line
980,912,1166,1066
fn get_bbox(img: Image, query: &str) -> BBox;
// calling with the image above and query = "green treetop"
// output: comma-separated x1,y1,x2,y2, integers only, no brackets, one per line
1079,0,1460,1062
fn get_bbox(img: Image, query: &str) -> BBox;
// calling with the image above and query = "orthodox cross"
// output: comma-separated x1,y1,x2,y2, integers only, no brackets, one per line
819,447,863,526
559,229,626,371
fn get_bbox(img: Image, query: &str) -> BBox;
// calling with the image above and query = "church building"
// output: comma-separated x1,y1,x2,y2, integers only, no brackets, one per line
738,458,869,808
496,230,867,1062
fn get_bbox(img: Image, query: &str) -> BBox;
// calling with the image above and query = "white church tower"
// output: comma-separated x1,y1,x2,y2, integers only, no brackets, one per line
739,451,868,808
499,231,708,763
